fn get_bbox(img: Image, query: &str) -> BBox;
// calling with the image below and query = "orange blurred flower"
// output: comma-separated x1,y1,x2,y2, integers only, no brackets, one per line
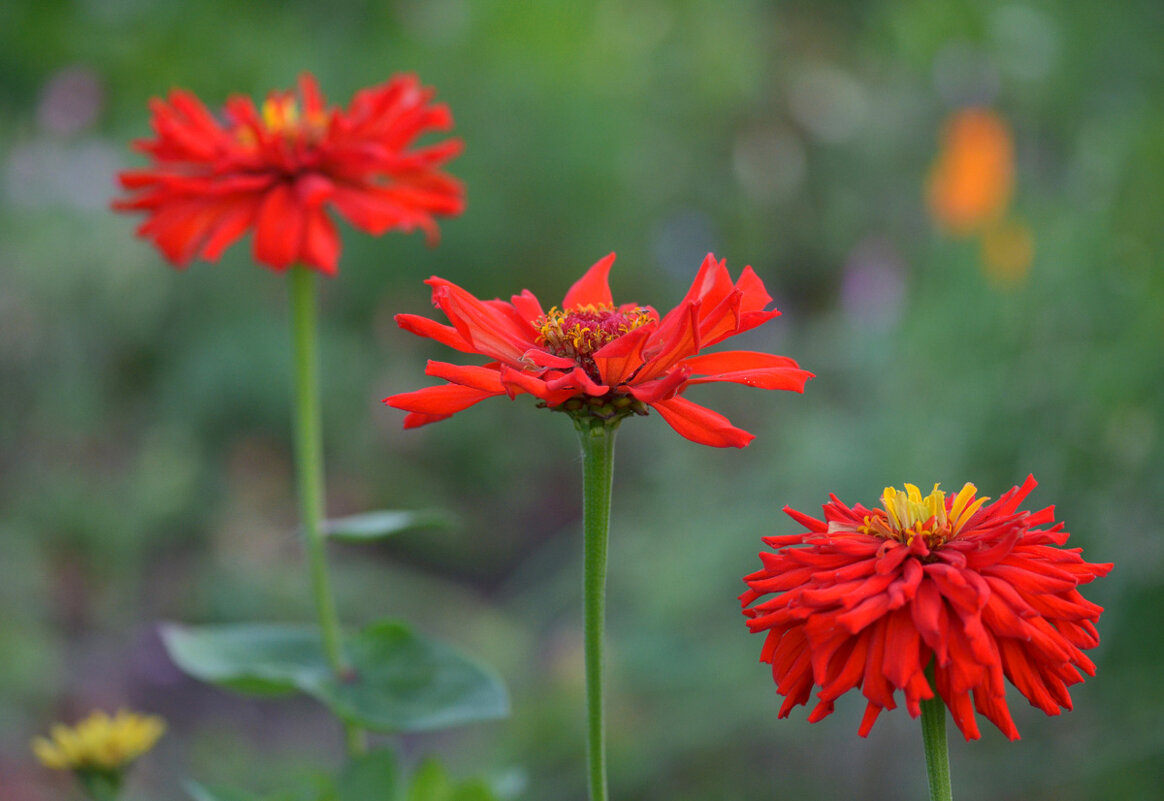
926,108,1014,236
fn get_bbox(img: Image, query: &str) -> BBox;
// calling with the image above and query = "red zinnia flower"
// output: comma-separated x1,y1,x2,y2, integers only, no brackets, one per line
113,73,463,275
741,477,1111,740
384,253,813,447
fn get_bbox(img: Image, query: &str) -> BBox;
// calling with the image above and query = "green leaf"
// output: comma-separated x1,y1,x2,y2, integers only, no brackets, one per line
161,623,330,696
322,510,456,543
407,760,450,801
185,781,261,801
335,748,398,801
317,621,509,733
406,761,503,801
161,621,508,733
184,779,323,801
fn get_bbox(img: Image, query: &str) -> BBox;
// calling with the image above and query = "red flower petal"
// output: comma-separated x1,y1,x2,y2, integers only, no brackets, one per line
423,360,505,392
685,348,814,391
200,197,259,262
396,313,475,353
636,302,701,383
383,383,504,426
562,253,616,309
253,183,303,269
545,366,610,396
649,396,754,448
301,209,340,275
427,278,535,364
591,324,653,386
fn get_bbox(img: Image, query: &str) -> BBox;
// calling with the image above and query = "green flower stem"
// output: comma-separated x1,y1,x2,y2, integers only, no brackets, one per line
288,266,366,757
77,771,120,801
920,666,953,801
575,418,617,801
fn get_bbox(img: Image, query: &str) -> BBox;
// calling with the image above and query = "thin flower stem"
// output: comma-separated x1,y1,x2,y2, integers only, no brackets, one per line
288,266,366,757
576,418,617,801
920,666,953,801
78,772,120,801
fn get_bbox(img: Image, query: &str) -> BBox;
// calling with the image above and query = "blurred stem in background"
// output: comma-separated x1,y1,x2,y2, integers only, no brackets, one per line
576,418,617,801
78,772,121,801
288,266,367,757
921,663,953,801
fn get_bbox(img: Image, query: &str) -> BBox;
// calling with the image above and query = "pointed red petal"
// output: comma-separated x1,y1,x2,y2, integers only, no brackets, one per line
545,366,609,396
636,301,701,382
562,253,615,309
592,324,654,386
395,313,475,353
253,183,303,269
682,350,801,373
423,361,505,392
648,396,754,448
383,382,504,425
426,277,535,365
298,72,326,116
199,197,259,262
679,253,733,309
510,289,544,322
301,209,340,275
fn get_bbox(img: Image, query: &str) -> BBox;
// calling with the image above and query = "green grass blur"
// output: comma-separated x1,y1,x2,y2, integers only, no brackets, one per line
1,1,1161,799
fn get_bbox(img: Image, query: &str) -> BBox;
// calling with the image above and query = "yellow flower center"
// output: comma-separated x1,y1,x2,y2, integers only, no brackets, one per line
534,304,655,362
859,482,989,548
262,95,301,133
237,96,328,147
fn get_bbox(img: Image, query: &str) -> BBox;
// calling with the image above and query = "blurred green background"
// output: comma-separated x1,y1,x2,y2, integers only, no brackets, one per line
2,0,1161,799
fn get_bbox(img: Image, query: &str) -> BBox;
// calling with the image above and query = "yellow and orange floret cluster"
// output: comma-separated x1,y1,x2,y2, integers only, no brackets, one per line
859,482,989,550
234,92,330,148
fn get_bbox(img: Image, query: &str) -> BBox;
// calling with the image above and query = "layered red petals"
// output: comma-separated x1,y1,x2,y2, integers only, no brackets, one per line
114,72,463,275
742,478,1112,740
384,253,811,447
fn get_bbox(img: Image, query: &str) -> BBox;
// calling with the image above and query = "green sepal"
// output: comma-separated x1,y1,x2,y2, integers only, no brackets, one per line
77,770,122,801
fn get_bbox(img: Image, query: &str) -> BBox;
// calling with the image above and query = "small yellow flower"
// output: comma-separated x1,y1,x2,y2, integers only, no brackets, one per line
32,709,165,774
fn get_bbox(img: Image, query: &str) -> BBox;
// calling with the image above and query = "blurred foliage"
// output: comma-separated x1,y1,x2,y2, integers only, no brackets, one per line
1,0,1162,799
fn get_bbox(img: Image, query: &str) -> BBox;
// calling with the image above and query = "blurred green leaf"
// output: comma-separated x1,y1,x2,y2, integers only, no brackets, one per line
317,621,510,733
335,748,399,801
162,623,329,697
322,509,456,543
407,761,449,801
185,781,313,801
186,782,257,801
161,621,508,733
406,760,501,801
